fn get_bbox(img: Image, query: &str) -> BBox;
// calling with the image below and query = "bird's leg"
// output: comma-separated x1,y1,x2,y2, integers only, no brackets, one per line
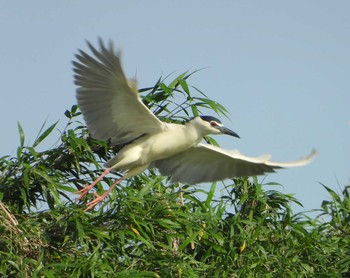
82,165,148,211
84,177,123,211
75,167,113,202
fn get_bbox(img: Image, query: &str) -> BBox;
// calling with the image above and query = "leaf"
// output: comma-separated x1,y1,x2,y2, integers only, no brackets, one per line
158,219,181,230
191,105,199,117
16,146,23,161
17,122,25,146
158,83,172,96
168,72,188,89
130,226,140,236
179,79,191,97
179,233,198,250
64,109,71,118
33,121,58,148
137,179,154,198
205,182,216,208
240,240,246,253
321,183,341,203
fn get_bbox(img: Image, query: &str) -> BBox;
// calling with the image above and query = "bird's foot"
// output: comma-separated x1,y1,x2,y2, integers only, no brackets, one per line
84,191,109,211
83,178,122,211
75,181,99,202
75,168,113,202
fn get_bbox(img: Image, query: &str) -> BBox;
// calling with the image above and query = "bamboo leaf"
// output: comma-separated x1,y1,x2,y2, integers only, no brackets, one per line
17,122,25,146
33,121,58,148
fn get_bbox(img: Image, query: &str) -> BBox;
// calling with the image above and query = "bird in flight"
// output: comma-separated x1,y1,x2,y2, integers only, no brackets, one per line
73,39,317,211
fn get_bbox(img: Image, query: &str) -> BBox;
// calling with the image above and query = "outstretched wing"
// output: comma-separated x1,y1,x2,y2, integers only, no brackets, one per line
152,143,317,183
73,39,165,145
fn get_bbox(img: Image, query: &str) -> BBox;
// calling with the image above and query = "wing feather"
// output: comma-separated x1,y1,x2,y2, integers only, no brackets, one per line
153,143,317,184
73,39,165,145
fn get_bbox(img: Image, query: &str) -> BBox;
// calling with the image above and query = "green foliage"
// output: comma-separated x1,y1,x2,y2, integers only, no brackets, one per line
0,74,349,277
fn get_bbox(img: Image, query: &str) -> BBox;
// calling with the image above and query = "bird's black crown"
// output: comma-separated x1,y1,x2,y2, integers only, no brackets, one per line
187,115,222,123
199,115,222,123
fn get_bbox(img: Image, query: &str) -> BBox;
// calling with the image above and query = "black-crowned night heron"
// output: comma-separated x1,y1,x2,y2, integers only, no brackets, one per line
73,39,317,211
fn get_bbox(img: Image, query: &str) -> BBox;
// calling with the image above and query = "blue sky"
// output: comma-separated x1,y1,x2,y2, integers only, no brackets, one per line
1,1,349,214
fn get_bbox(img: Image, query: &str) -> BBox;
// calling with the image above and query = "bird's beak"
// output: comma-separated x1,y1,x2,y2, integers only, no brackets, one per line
218,126,240,138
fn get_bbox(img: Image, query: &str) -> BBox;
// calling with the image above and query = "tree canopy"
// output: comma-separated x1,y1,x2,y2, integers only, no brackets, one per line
0,73,349,277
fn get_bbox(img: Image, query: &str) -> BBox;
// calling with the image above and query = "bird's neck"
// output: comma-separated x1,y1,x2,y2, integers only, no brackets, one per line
184,123,206,144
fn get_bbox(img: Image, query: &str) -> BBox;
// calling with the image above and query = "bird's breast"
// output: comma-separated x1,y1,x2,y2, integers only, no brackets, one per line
142,125,202,161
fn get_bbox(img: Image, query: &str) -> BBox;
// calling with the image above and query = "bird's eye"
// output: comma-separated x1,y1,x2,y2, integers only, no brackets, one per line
210,121,218,127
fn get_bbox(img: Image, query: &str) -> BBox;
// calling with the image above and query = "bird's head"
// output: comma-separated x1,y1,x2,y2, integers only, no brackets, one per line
188,116,240,138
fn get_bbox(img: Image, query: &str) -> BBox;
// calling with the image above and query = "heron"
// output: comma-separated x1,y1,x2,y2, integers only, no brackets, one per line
73,39,317,211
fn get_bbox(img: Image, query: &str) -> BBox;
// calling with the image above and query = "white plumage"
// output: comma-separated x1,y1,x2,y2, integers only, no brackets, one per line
73,39,317,211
